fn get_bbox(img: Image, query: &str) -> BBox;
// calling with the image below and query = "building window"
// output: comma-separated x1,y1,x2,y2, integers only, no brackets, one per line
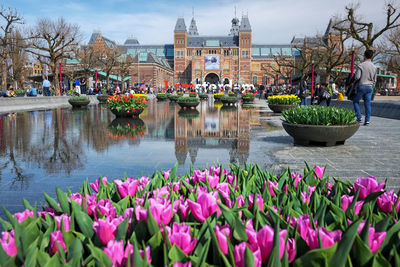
187,49,192,56
196,50,202,56
176,51,184,59
241,50,249,58
232,49,238,56
243,65,247,69
224,49,229,56
253,76,257,84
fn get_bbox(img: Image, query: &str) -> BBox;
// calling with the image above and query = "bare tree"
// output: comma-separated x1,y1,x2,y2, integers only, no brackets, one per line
77,45,100,89
27,18,81,96
386,28,400,74
115,54,134,91
97,46,121,90
0,5,24,91
334,3,400,51
8,30,28,88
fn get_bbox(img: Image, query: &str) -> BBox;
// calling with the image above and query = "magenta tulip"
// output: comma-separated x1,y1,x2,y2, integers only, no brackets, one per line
152,186,170,199
217,182,234,208
313,166,325,179
104,240,126,267
97,198,116,218
234,242,262,267
215,224,231,255
114,177,138,198
68,193,83,205
340,195,354,212
173,262,192,267
368,227,387,253
138,176,150,190
257,224,287,262
149,198,172,226
135,206,148,222
0,230,17,257
209,165,221,176
301,192,311,204
305,228,342,249
15,209,34,223
163,170,171,180
90,177,107,192
268,181,278,197
166,223,197,255
377,190,400,213
291,172,302,187
49,231,67,255
286,238,296,263
54,214,71,231
249,193,264,211
354,176,385,199
187,191,220,222
93,217,123,245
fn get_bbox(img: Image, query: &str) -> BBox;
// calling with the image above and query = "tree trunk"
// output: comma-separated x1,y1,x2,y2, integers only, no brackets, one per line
52,63,61,96
121,75,125,91
106,74,110,90
1,59,8,91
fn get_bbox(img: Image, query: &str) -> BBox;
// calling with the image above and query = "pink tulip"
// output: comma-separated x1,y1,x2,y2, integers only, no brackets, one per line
209,166,221,176
187,192,220,222
305,228,342,250
90,177,107,192
237,195,245,208
354,201,364,215
124,242,152,265
377,190,400,213
173,262,192,267
217,183,234,208
163,170,171,180
138,176,150,190
340,195,354,212
256,224,287,262
313,166,325,179
149,198,172,226
69,193,83,205
249,193,264,211
170,182,180,193
301,192,311,204
49,231,67,255
215,224,231,255
354,176,385,199
152,186,170,198
226,173,235,185
135,206,148,222
368,227,386,253
54,214,71,231
104,240,126,267
234,242,262,267
268,181,278,197
93,217,123,245
166,223,197,255
114,177,138,198
291,172,302,187
286,238,296,263
14,209,34,223
179,199,189,221
97,199,116,218
0,230,17,257
308,186,316,195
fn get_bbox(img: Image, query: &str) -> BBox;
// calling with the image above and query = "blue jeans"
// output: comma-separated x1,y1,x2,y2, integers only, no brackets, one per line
353,85,373,122
300,97,307,106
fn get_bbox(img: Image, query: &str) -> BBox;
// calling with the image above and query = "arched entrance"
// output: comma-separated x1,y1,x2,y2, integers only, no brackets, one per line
204,73,220,85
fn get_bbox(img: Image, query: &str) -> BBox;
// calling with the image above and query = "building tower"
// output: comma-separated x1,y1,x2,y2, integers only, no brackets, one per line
188,17,199,36
174,17,188,83
239,15,252,84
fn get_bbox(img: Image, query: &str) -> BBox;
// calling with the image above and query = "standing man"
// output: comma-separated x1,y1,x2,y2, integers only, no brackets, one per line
75,79,81,95
258,84,265,99
42,78,51,96
299,75,308,106
353,50,376,126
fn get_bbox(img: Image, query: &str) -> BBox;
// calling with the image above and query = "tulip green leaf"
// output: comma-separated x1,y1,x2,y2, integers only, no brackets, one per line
380,220,400,255
244,245,255,267
168,244,188,264
169,162,178,181
293,243,337,267
66,238,83,264
71,201,94,239
195,238,211,267
43,193,63,214
56,187,71,215
146,207,160,236
42,255,63,267
115,216,130,241
22,198,34,211
372,252,391,267
351,236,373,266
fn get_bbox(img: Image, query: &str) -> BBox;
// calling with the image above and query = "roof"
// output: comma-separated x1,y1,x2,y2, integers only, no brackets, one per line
124,37,139,45
88,32,116,49
187,35,239,47
239,16,251,32
324,18,341,36
188,17,199,36
133,52,172,70
174,17,187,32
123,44,174,59
251,44,294,59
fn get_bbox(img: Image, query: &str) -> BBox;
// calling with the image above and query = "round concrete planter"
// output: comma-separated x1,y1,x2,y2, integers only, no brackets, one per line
97,95,109,104
68,99,90,108
242,98,254,103
177,101,200,109
110,108,144,118
221,97,237,106
178,109,200,119
199,94,209,100
168,95,180,102
268,104,298,113
282,121,360,146
156,94,168,101
213,94,224,101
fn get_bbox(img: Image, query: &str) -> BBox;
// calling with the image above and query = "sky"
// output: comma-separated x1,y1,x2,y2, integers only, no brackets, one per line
4,0,390,46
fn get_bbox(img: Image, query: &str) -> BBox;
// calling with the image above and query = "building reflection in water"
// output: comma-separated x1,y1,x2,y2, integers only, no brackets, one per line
174,100,251,165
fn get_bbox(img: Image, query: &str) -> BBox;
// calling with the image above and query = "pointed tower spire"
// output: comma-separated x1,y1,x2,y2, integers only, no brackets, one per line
188,9,199,36
174,17,187,32
229,7,240,36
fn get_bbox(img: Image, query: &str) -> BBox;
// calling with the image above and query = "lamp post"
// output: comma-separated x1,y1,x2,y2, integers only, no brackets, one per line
311,62,315,98
276,74,279,91
351,46,355,77
290,70,293,87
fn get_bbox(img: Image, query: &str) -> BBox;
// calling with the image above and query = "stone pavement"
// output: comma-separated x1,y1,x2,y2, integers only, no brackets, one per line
250,99,400,190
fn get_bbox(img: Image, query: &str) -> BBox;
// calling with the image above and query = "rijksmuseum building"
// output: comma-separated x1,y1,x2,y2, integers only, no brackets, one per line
90,14,307,87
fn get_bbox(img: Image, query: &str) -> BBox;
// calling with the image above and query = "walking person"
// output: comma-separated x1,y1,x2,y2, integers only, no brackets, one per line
75,79,81,95
43,78,51,96
258,84,265,99
353,50,377,126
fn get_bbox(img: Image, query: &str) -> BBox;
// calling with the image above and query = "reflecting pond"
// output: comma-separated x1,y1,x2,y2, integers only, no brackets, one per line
0,99,282,216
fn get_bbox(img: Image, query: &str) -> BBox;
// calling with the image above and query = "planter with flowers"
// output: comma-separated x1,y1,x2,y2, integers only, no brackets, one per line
241,92,256,103
107,94,147,117
107,117,147,140
213,92,224,101
97,94,110,104
14,89,25,97
282,106,360,146
177,97,200,109
68,96,90,108
1,162,399,266
168,95,180,102
221,96,237,106
189,92,198,98
268,94,300,113
156,93,168,101
199,94,209,100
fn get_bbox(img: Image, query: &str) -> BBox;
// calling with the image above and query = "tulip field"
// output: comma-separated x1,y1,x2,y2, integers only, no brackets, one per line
1,163,399,266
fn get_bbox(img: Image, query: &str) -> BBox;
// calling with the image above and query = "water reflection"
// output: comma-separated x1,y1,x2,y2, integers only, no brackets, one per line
0,99,271,188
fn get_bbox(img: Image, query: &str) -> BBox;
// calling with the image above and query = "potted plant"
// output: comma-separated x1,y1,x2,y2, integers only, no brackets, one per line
177,96,200,109
68,96,90,108
267,94,300,113
14,89,25,97
107,118,147,140
156,92,168,101
168,95,180,102
241,92,256,103
107,94,147,117
228,92,237,97
281,106,360,146
68,89,76,96
213,92,224,101
189,92,198,98
177,92,184,96
220,96,237,106
199,93,209,100
178,108,200,119
97,94,110,104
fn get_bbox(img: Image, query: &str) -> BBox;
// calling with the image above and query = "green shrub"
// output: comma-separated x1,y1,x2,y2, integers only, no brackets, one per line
14,89,25,94
69,96,90,101
177,97,200,102
221,96,237,102
282,106,355,125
